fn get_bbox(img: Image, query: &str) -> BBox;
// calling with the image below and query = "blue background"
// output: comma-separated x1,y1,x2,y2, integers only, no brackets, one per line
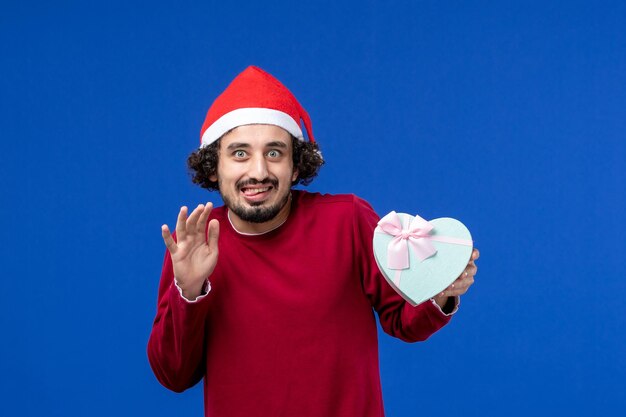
1,1,624,416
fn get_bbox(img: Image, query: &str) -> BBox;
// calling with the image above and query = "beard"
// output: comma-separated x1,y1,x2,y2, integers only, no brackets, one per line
220,178,291,223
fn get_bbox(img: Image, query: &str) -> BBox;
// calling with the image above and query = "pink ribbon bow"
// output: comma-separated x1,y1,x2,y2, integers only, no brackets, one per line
377,211,438,270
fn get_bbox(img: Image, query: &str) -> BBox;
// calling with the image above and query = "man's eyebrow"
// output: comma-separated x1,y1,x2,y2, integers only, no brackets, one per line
225,140,288,150
265,141,288,148
226,142,251,150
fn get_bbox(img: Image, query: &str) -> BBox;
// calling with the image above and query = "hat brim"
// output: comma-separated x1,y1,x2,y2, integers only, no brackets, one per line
200,107,304,147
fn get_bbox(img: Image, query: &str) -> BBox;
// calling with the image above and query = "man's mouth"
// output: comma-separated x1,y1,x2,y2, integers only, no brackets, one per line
241,186,272,196
237,179,279,202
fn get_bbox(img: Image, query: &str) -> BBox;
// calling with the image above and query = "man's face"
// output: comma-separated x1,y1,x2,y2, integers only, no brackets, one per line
210,124,298,227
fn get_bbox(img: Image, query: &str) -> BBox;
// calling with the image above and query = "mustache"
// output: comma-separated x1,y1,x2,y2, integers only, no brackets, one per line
236,178,279,189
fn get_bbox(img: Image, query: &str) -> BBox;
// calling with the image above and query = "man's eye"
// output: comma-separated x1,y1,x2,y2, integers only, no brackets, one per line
234,150,246,158
267,150,280,157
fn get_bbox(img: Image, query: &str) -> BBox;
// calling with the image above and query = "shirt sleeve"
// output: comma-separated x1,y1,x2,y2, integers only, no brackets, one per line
352,196,454,342
147,244,211,392
174,278,212,303
430,296,460,316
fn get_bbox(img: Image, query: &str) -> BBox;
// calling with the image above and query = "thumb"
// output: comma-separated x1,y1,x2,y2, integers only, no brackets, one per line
162,224,177,254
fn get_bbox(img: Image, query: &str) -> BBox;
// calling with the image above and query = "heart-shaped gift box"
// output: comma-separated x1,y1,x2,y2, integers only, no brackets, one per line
373,211,473,306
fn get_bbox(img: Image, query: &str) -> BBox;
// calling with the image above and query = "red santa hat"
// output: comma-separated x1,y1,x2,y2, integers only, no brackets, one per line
200,66,316,147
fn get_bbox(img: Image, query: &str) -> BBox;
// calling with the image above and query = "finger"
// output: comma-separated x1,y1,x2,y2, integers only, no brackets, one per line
447,271,475,292
186,204,205,234
463,264,478,277
161,224,177,254
460,275,475,293
442,277,474,297
441,279,460,296
207,219,220,252
456,273,475,291
456,271,475,289
472,248,480,261
176,206,188,240
197,202,213,234
458,268,472,281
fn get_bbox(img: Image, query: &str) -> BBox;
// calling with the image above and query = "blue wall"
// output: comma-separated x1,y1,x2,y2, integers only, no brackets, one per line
1,1,624,416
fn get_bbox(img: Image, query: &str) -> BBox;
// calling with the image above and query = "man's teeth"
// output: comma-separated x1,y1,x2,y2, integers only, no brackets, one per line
242,187,270,196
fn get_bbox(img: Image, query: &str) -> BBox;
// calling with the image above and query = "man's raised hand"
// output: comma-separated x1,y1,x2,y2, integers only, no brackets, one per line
161,203,219,300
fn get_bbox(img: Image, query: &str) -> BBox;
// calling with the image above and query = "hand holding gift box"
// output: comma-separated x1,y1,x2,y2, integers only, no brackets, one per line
373,211,477,307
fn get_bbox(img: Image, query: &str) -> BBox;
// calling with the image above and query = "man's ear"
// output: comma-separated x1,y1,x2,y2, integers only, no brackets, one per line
291,169,299,183
209,173,218,182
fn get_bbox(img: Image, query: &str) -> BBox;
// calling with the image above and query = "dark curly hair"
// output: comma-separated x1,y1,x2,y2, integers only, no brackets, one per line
187,134,324,191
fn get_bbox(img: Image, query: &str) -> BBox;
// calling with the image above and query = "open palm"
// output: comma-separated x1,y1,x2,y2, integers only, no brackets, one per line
161,203,220,299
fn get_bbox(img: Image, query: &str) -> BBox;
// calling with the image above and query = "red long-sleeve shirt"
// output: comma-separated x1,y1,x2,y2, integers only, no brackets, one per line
148,191,452,416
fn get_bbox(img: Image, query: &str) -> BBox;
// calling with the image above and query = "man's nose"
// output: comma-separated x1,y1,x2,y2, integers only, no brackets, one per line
249,154,269,180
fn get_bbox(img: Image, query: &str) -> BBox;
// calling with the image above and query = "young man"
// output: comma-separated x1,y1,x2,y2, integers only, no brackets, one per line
148,66,479,416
